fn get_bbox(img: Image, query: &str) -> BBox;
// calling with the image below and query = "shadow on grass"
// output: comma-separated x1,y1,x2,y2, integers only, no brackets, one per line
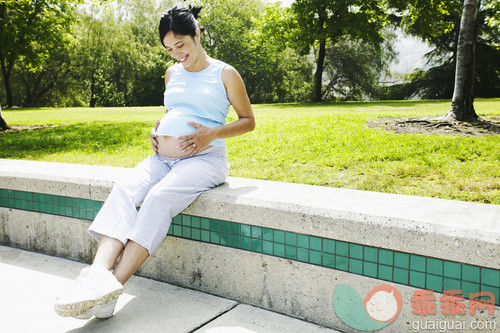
257,99,452,109
0,122,150,159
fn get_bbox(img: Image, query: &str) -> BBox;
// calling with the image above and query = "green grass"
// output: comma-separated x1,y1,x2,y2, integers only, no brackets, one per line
2,99,499,204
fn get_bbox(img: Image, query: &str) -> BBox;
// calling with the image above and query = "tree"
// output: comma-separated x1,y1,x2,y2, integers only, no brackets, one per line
388,0,499,122
71,4,128,107
322,33,396,101
250,2,314,102
0,0,81,107
443,0,480,122
384,0,499,101
0,104,8,130
289,0,387,102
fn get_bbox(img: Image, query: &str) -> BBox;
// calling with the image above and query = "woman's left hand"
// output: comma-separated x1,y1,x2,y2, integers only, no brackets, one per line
177,122,219,156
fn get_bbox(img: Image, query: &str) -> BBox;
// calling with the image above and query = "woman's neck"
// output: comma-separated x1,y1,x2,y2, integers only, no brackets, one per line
183,51,213,72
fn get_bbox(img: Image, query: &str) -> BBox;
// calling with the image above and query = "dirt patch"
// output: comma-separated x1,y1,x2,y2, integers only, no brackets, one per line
1,125,58,133
368,115,500,137
352,107,415,112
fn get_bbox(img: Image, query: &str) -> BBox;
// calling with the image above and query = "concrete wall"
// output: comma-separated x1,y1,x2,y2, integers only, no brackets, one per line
1,159,499,332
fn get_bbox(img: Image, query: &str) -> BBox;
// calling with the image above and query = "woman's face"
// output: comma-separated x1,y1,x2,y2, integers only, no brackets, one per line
163,30,201,70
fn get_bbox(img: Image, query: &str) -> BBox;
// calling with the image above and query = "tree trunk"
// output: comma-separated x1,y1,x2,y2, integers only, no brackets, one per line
443,0,480,122
313,38,327,102
0,105,9,130
0,60,14,107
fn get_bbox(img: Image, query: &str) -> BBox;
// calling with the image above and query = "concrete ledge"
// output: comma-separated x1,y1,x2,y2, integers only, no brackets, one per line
1,158,498,268
1,159,499,332
190,177,500,269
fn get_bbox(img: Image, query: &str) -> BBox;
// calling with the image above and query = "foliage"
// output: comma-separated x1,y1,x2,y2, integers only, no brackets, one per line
380,65,456,100
197,0,313,103
272,48,314,102
198,0,269,103
0,0,82,107
290,0,386,50
125,0,174,106
322,32,397,101
2,0,497,108
250,3,314,102
482,0,500,50
0,0,316,106
69,0,173,107
2,100,499,204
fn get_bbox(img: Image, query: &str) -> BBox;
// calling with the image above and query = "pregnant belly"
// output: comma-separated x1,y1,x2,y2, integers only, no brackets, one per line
157,136,209,158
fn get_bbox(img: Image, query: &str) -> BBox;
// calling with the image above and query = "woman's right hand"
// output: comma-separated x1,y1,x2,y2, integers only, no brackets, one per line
150,119,160,154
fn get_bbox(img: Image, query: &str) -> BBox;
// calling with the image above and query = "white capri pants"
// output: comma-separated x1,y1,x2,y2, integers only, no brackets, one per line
88,147,229,255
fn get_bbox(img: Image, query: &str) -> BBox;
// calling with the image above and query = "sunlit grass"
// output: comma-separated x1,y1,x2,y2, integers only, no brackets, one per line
2,99,499,204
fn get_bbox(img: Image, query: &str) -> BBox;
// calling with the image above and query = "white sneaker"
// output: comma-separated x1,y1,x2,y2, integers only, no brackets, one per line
54,265,123,318
74,296,119,320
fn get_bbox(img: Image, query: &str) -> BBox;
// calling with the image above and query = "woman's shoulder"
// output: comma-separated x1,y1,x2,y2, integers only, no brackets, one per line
164,63,182,86
221,63,242,82
209,59,230,73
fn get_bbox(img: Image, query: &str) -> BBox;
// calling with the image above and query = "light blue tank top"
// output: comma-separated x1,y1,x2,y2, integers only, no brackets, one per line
156,60,230,147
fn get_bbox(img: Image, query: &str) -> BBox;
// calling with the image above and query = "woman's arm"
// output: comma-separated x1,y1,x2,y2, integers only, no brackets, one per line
216,65,256,137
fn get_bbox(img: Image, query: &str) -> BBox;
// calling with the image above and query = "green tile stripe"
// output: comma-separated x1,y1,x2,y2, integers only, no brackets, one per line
0,188,103,220
1,188,499,305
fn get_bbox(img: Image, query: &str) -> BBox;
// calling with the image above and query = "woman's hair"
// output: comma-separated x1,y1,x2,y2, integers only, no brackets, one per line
159,6,205,47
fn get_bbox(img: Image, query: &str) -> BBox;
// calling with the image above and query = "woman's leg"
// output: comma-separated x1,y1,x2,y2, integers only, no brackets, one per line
126,148,229,255
112,240,149,285
55,150,228,319
107,148,229,287
88,155,171,246
54,156,170,318
93,235,125,270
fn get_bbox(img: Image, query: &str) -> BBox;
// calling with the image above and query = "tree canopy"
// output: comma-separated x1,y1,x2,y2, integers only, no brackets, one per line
0,0,499,113
0,0,81,107
288,0,388,102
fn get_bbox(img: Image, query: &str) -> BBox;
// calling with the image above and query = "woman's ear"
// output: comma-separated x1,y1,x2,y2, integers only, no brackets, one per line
195,28,201,42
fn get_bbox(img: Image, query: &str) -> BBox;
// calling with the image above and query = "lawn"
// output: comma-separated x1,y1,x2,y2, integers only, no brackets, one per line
1,99,499,204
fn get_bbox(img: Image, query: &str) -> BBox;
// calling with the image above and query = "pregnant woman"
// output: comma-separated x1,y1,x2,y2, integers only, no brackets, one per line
54,5,255,319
